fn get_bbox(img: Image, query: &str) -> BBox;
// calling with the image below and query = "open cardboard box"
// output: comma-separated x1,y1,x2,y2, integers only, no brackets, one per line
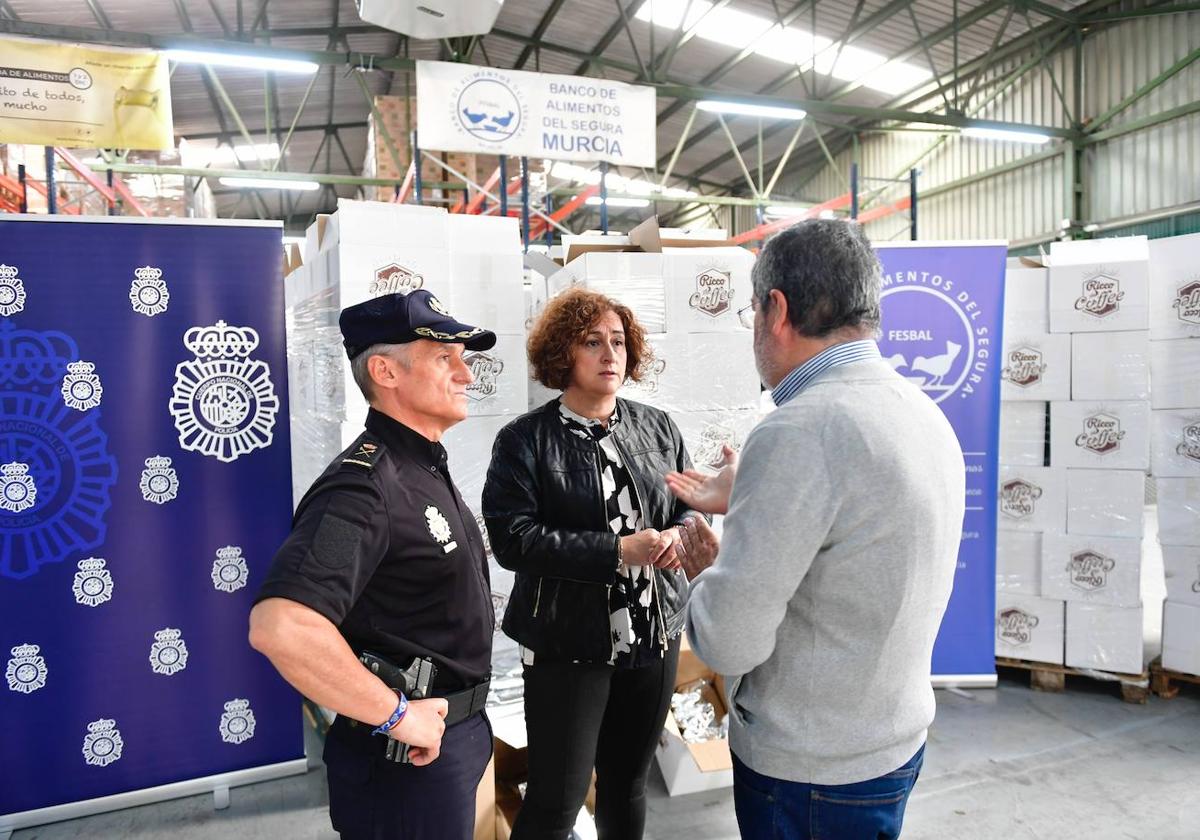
656,636,734,796
560,216,731,265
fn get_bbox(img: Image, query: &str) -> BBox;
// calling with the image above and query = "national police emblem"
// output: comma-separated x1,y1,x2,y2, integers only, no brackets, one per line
149,627,189,676
1,461,36,513
129,265,170,317
0,264,26,317
82,718,124,767
0,322,118,580
425,505,457,552
72,557,114,607
5,643,47,694
218,698,257,744
169,320,279,463
139,455,179,504
60,360,103,411
211,545,249,593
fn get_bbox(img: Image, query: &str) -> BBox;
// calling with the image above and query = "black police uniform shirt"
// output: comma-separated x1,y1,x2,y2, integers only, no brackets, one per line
256,408,493,692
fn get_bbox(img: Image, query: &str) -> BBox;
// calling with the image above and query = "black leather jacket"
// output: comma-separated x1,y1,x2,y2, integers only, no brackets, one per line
482,398,702,663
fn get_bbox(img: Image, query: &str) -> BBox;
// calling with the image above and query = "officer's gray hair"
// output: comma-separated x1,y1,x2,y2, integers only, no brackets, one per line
351,342,413,401
751,219,881,338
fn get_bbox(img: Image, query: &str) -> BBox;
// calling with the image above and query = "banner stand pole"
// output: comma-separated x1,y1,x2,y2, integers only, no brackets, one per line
44,147,56,214
599,161,609,236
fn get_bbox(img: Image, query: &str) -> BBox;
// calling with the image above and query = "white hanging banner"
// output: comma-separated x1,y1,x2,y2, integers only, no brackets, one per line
416,60,657,167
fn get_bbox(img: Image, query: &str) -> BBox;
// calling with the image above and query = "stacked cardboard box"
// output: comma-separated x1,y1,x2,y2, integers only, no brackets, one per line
284,199,527,668
363,95,504,203
995,267,1068,664
544,223,762,479
1147,233,1200,677
1044,237,1151,675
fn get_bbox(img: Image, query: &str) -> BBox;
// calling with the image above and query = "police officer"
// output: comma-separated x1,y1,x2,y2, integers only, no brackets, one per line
250,290,496,840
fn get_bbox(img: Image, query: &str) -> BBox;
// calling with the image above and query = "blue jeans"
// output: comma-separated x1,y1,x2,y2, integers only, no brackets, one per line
732,745,925,840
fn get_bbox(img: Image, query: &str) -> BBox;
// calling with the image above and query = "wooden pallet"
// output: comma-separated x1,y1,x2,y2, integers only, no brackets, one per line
1149,656,1200,699
995,656,1150,704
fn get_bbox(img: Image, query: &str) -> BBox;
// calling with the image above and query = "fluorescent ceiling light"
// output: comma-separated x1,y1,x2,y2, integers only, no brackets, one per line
698,100,806,121
549,162,697,199
216,143,280,164
763,204,809,218
219,176,321,191
585,196,651,208
165,48,319,75
962,127,1052,144
635,0,931,95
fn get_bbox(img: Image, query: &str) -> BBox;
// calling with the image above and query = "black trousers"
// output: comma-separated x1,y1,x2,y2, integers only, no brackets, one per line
512,637,680,840
324,710,492,840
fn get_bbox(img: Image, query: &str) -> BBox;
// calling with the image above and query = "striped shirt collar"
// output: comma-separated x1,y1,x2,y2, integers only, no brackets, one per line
771,339,882,406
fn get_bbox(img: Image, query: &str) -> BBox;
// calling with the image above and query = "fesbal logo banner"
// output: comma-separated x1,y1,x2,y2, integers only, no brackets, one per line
416,60,656,167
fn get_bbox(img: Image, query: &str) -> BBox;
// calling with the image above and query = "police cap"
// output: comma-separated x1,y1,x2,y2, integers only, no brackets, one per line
340,290,497,359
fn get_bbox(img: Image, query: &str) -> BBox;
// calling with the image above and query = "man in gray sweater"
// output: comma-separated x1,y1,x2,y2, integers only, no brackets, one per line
666,220,965,840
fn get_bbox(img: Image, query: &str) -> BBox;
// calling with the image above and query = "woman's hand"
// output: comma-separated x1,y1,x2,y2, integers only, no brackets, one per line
652,528,683,570
621,528,677,566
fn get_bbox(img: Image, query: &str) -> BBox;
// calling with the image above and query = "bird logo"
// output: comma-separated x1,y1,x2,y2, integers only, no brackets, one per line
879,282,982,404
455,75,524,142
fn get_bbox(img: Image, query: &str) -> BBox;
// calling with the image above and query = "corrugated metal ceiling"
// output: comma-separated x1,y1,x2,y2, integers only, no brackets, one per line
1,0,1094,222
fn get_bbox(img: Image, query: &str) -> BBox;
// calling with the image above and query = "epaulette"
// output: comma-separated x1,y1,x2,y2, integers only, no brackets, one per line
342,435,386,472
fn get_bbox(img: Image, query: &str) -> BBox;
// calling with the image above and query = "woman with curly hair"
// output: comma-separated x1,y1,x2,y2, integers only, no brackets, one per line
483,287,703,840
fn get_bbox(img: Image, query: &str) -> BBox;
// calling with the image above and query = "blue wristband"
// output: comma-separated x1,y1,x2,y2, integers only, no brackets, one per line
371,691,408,736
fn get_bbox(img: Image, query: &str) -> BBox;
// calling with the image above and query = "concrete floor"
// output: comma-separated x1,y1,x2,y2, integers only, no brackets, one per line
10,676,1199,840
11,511,1192,839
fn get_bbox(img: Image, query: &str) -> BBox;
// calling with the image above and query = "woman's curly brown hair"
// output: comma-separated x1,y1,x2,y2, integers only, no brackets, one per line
527,287,653,390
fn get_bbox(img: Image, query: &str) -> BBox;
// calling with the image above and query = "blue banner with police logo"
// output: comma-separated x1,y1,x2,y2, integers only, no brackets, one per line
0,216,302,824
875,242,1007,679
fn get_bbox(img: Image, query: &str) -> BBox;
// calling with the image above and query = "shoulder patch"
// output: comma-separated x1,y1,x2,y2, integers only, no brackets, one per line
342,436,385,471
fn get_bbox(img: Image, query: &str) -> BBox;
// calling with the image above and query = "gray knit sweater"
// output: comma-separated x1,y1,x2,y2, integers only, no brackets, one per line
686,359,965,785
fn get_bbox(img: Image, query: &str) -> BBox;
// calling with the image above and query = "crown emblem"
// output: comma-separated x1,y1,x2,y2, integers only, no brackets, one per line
134,266,163,282
212,545,249,592
219,697,257,743
82,718,124,766
140,454,179,504
149,627,188,675
0,264,25,317
6,641,48,693
0,461,37,514
61,359,103,411
2,462,29,478
73,556,113,606
184,320,260,359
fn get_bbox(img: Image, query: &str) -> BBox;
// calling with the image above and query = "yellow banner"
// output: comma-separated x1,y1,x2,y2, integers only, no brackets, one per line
0,36,173,149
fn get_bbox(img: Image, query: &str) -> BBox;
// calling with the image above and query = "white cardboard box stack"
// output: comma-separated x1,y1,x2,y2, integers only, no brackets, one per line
1043,237,1152,675
285,199,528,666
544,225,763,476
1148,232,1200,676
995,267,1066,664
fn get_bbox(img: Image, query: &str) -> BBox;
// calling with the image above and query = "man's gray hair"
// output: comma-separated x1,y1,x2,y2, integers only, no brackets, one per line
350,342,413,401
751,219,881,338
